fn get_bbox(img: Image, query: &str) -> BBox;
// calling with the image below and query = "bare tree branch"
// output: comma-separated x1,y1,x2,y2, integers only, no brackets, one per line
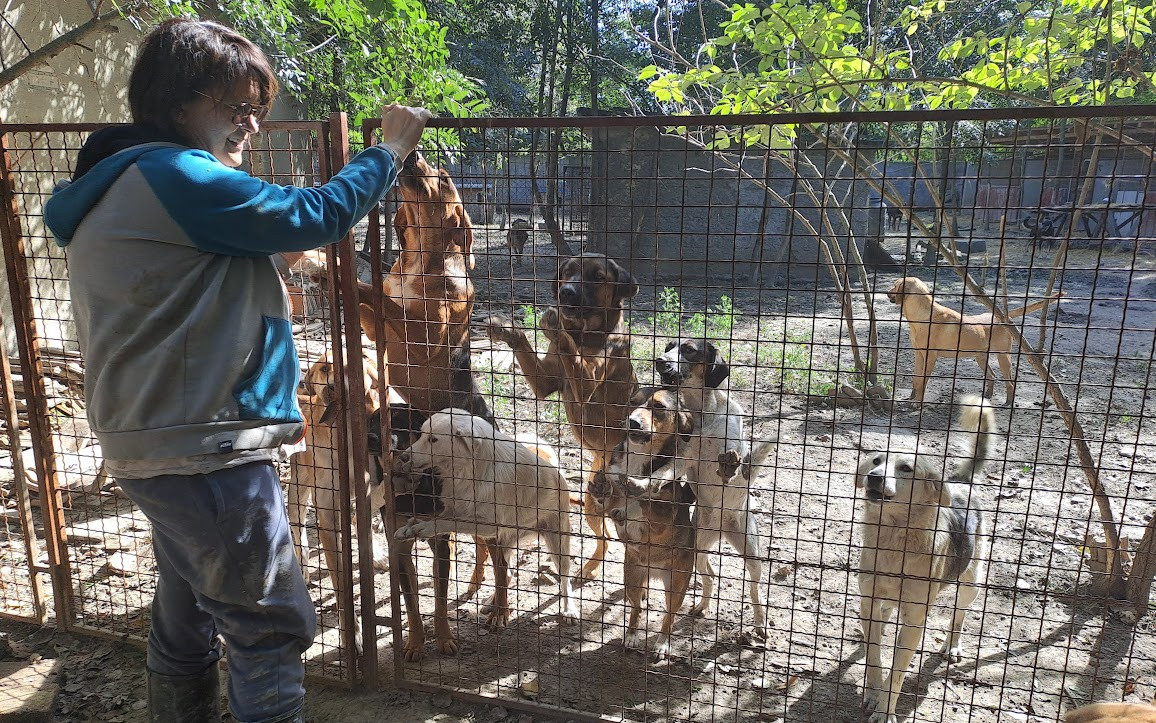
0,4,135,90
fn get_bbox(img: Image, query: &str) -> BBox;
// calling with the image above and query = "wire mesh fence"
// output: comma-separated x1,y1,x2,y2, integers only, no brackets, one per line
2,106,1155,721
0,119,368,684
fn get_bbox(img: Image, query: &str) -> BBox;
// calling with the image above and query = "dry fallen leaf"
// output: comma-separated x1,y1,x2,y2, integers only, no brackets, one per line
776,675,799,692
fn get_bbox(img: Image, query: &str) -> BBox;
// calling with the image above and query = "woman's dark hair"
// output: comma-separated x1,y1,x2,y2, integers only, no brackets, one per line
128,19,278,136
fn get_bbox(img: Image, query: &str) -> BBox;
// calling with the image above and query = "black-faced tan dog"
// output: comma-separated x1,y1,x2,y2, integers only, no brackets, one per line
654,338,773,637
392,409,579,631
487,253,640,581
855,395,995,723
589,471,696,659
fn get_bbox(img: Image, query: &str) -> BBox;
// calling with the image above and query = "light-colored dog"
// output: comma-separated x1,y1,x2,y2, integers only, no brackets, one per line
289,349,384,653
392,409,579,629
644,340,774,637
886,276,1063,404
856,395,996,723
1066,703,1156,723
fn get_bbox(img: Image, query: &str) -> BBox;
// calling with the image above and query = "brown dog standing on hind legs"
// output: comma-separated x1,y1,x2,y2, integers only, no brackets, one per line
486,253,640,581
856,395,995,723
352,151,496,661
886,276,1063,405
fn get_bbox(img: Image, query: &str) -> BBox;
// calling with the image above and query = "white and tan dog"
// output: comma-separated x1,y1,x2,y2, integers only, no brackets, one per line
649,339,773,637
392,408,579,629
856,395,995,723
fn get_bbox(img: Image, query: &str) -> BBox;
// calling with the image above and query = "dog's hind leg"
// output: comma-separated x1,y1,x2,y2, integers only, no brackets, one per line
430,534,460,655
689,550,715,618
873,604,929,723
690,508,722,617
577,491,610,583
541,524,579,624
461,536,490,602
287,461,311,567
723,511,768,637
942,562,982,663
655,566,692,659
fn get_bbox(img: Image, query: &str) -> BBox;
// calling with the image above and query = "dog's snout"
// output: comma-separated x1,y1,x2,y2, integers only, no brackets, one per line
558,283,580,305
627,417,643,431
866,472,885,489
655,358,673,375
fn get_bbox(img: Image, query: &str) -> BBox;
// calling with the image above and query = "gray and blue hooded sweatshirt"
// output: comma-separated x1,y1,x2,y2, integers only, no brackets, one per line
44,127,398,478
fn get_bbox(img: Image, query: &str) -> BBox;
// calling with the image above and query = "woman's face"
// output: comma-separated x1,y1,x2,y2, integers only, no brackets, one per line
177,78,265,167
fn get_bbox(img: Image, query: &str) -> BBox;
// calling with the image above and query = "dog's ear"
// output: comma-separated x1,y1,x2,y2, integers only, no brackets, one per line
607,258,640,301
704,343,730,388
676,479,696,505
393,202,415,251
358,303,378,343
451,206,476,269
553,258,570,300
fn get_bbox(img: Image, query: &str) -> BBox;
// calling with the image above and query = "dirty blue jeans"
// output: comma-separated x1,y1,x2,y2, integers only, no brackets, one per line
119,461,316,723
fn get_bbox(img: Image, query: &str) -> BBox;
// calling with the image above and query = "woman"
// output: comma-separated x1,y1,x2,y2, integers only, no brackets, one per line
43,18,430,723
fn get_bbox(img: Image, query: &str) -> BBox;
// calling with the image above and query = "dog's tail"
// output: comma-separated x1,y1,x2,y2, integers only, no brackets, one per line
952,395,996,483
1005,291,1064,319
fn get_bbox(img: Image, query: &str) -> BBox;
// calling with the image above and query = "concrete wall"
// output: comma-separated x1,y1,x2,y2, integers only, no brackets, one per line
1,3,146,355
584,125,870,286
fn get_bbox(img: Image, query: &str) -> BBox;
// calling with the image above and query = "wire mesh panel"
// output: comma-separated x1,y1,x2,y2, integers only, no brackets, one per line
0,121,365,684
363,108,1156,722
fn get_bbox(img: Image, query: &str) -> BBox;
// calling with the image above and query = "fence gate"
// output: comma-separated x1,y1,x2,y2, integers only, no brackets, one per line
0,115,379,687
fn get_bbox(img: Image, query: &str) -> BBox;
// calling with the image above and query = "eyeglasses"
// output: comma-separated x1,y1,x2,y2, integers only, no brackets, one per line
192,90,270,126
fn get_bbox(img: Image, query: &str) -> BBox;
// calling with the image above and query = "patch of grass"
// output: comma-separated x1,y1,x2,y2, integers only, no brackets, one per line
651,287,742,342
631,335,658,386
475,354,516,422
753,325,836,396
518,303,546,351
653,287,683,337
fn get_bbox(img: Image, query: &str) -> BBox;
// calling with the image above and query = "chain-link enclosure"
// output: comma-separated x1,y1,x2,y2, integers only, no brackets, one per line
0,117,372,685
2,106,1155,721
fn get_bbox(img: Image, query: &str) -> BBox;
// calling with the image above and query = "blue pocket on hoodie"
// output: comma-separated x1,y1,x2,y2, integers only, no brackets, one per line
233,316,304,423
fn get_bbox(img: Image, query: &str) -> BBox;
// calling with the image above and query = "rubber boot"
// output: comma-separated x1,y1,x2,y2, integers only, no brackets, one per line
146,665,221,723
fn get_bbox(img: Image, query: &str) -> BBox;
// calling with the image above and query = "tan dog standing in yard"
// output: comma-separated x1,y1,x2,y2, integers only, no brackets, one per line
886,276,1063,405
487,253,640,581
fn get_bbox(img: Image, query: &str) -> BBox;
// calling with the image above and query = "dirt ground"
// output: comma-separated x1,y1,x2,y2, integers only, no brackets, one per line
2,216,1155,722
